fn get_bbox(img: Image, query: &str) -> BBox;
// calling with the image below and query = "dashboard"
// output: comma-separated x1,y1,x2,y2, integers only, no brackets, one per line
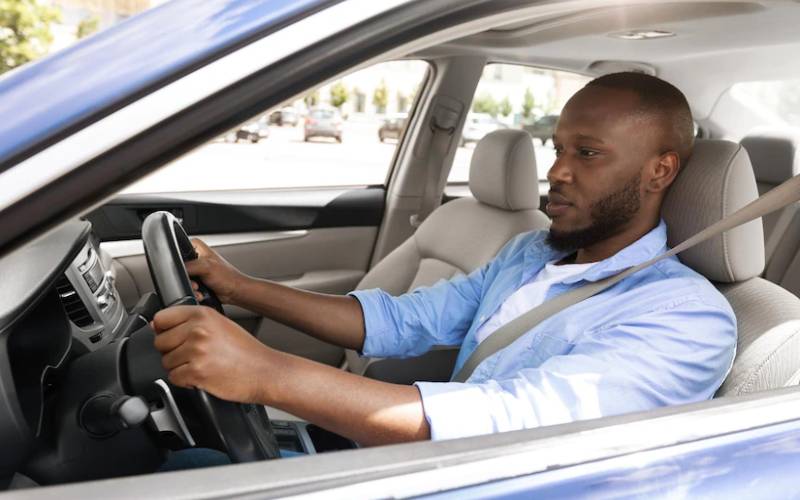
0,219,138,482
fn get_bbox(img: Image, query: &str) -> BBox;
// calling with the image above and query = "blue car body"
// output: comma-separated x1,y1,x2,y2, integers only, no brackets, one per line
0,0,330,167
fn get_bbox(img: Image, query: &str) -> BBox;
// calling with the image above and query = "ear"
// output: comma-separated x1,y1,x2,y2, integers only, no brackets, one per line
646,151,680,193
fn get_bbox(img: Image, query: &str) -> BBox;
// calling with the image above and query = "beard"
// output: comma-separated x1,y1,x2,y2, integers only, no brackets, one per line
546,172,642,252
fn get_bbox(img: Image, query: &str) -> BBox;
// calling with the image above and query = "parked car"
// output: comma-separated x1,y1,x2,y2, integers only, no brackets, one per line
224,118,269,143
268,107,299,126
378,112,408,142
523,114,559,145
304,106,343,142
3,0,800,499
460,112,507,145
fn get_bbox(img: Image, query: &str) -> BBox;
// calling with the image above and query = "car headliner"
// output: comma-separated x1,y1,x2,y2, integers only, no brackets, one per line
415,0,800,120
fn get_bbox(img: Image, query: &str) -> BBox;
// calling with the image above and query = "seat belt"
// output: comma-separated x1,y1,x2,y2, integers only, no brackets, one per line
410,96,462,228
452,174,800,383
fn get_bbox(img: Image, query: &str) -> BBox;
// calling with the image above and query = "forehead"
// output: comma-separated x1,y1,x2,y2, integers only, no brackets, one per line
557,86,648,138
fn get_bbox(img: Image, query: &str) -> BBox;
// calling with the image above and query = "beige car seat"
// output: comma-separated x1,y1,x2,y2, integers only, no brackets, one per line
661,139,800,396
346,129,551,382
741,130,800,296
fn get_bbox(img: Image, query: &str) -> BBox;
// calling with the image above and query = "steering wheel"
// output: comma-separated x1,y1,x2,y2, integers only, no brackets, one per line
137,211,280,462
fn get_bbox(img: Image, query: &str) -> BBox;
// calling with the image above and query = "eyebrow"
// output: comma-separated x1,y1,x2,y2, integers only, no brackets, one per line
551,133,606,144
576,134,605,144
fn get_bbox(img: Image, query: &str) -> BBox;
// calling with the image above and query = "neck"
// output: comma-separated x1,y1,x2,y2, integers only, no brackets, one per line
573,214,660,264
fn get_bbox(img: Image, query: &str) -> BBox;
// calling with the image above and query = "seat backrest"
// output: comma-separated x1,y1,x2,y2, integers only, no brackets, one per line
663,139,800,395
346,129,550,377
741,130,800,294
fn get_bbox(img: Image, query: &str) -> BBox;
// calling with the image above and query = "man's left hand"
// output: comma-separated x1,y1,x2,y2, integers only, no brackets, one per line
151,305,273,403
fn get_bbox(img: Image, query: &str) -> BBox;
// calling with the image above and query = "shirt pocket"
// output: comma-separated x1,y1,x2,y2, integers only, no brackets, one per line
527,332,575,367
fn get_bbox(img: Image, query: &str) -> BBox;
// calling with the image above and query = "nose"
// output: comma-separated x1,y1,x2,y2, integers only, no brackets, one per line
547,152,573,185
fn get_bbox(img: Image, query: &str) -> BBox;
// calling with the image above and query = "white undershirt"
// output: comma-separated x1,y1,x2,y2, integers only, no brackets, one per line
474,259,596,344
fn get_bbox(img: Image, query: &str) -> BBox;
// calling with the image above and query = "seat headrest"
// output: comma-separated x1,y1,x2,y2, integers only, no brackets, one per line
663,139,765,283
741,128,800,186
469,129,539,211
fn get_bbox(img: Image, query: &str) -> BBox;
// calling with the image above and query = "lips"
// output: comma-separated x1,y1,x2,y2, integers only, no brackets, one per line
546,191,572,217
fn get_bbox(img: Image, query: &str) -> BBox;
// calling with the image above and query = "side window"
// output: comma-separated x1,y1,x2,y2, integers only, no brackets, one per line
122,60,430,194
447,64,591,185
730,80,800,129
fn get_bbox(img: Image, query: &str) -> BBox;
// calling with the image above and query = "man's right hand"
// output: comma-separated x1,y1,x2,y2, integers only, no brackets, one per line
185,238,249,305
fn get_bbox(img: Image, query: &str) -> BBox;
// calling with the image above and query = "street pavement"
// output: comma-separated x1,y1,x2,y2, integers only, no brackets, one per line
122,120,555,194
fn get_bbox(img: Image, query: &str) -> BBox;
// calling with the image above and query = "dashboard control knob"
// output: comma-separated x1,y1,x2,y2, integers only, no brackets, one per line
79,393,150,438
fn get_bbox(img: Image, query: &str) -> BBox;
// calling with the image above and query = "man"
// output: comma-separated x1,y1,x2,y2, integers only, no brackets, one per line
151,72,736,446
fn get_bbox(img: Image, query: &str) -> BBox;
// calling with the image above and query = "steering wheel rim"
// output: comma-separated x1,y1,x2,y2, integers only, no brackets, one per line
140,211,280,462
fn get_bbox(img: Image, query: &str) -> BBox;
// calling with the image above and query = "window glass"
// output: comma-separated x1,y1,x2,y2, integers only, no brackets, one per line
447,64,591,184
730,80,800,127
122,60,429,193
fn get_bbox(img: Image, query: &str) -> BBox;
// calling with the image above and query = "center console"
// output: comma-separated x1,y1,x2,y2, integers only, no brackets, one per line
271,420,359,454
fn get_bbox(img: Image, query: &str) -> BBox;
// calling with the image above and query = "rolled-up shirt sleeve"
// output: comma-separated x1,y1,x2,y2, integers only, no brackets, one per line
349,263,489,359
415,300,736,441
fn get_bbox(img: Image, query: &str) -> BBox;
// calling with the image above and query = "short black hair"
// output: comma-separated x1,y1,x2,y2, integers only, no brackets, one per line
585,72,695,165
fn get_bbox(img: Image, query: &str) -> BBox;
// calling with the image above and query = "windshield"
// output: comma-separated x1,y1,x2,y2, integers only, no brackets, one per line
311,109,337,119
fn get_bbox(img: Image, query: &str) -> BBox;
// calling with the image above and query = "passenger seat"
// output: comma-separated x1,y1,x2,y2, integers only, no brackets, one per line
741,130,800,295
345,129,551,382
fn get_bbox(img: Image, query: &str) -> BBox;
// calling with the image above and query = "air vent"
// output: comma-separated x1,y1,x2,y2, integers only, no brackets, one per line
55,275,93,327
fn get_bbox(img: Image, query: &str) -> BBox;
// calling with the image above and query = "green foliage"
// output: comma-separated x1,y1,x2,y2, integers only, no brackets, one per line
472,93,498,117
329,81,349,109
0,0,61,74
304,90,320,107
522,88,535,119
396,90,407,112
499,96,512,117
76,15,99,39
372,79,388,113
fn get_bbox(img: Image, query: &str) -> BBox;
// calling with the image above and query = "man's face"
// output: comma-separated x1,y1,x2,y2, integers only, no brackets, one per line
546,86,662,250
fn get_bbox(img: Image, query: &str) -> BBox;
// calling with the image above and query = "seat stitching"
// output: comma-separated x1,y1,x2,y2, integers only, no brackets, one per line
504,134,525,211
720,146,737,282
737,323,800,395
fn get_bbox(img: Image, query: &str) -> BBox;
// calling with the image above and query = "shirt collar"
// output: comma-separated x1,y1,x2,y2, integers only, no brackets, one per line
526,219,669,285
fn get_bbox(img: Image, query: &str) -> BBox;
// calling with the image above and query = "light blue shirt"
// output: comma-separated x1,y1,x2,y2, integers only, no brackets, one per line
350,221,737,441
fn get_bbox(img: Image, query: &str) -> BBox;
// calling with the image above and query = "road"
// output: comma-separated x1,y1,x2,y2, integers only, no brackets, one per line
122,120,556,194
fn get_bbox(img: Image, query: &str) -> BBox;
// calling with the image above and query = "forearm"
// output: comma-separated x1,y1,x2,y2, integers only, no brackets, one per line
256,349,430,446
233,276,366,351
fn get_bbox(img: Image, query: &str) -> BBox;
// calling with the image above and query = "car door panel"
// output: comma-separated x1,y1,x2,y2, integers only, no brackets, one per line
92,188,383,367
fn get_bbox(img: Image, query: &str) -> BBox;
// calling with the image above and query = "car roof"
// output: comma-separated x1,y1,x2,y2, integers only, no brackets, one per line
0,0,331,168
414,0,800,120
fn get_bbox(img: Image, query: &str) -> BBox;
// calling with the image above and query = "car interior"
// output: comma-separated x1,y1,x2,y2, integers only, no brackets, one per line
5,0,800,493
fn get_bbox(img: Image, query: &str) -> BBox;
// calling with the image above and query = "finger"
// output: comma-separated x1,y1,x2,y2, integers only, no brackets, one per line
153,322,196,353
191,280,199,291
185,258,205,276
161,342,203,371
167,363,198,389
190,238,211,257
195,291,204,301
152,305,201,332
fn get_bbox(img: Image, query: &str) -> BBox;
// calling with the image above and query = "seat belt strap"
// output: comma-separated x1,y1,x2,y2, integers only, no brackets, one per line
410,97,462,228
764,202,798,266
452,174,800,383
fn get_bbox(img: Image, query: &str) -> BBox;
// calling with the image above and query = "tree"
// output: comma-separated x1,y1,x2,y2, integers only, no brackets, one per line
472,93,498,116
396,90,408,112
329,81,349,109
0,0,61,75
499,96,512,117
372,79,388,113
304,90,320,107
76,15,99,39
522,88,535,120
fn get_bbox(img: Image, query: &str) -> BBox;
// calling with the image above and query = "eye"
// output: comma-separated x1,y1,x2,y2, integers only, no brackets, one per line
578,148,598,158
554,145,564,157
